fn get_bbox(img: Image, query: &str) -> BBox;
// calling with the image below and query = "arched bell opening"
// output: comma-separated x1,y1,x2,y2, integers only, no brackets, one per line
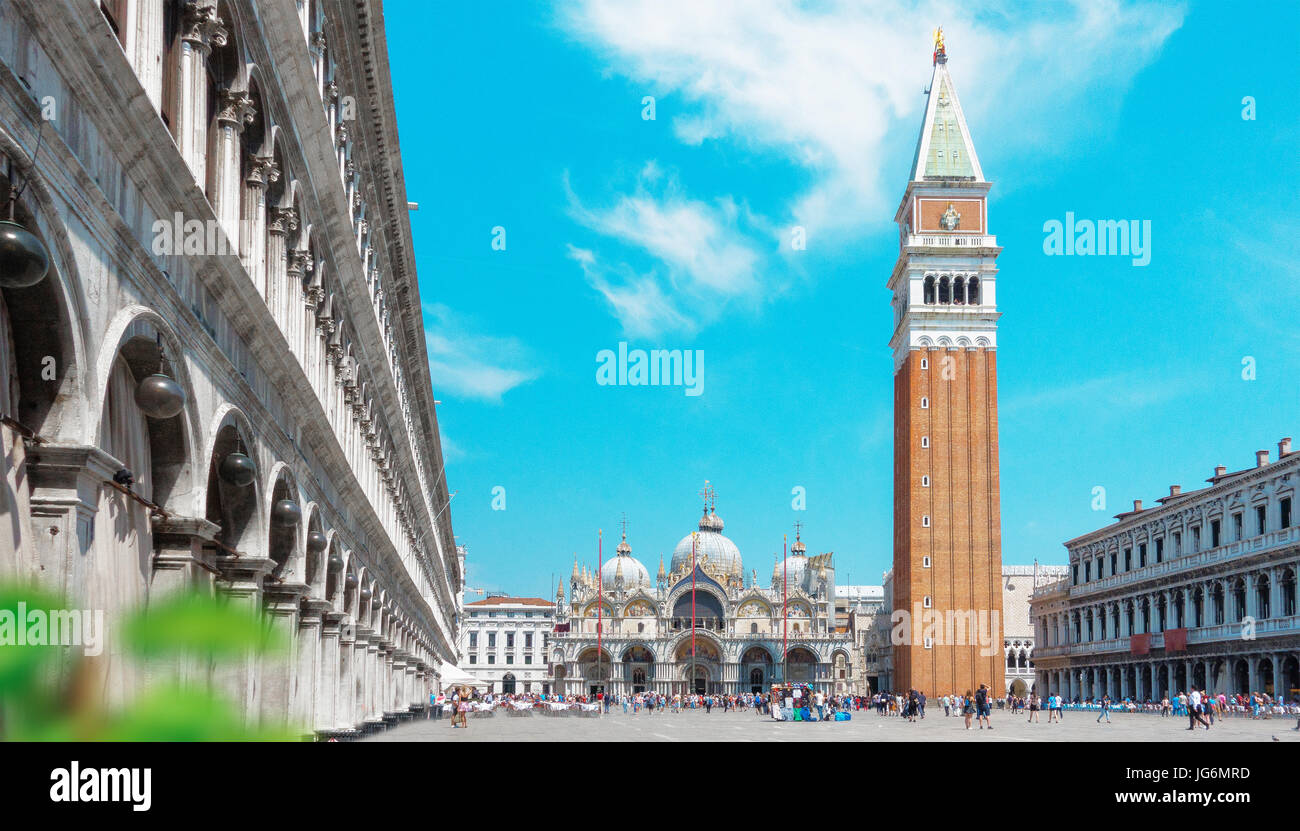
266,473,301,583
204,420,260,555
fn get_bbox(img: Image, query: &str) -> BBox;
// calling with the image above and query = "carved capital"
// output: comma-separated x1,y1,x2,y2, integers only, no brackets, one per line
216,88,256,131
268,207,299,237
182,1,228,52
309,30,328,55
245,155,279,189
286,248,310,279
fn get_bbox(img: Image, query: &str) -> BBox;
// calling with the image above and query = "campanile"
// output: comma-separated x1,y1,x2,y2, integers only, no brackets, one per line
890,31,1004,697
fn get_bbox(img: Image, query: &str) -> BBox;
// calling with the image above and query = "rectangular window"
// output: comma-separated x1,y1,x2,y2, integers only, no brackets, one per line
922,556,931,568
524,633,533,649
1072,564,1079,586
1256,505,1267,535
468,654,477,664
506,632,515,648
1232,513,1242,540
1155,537,1163,563
506,654,514,664
468,632,477,648
1211,519,1221,547
1192,526,1200,551
1084,562,1091,582
1283,497,1293,528
1138,543,1147,568
525,655,533,665
487,655,495,664
487,633,496,648
1172,532,1181,555
1124,548,1131,571
1111,552,1117,574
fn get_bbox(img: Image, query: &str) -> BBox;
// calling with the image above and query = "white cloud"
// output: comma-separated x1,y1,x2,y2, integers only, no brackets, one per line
565,166,764,335
422,303,540,402
560,0,1185,235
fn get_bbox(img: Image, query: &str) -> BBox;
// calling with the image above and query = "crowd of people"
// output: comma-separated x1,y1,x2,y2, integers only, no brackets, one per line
429,685,1300,731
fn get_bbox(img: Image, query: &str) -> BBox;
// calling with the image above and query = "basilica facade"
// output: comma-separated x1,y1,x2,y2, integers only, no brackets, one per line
550,500,854,697
0,0,459,737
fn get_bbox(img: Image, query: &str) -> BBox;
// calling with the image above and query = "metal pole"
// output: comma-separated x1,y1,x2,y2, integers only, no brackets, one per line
691,531,697,697
782,534,788,684
597,529,602,701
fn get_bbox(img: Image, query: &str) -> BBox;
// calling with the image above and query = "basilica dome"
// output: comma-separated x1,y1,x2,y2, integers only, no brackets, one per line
772,532,809,587
600,533,650,587
671,507,743,579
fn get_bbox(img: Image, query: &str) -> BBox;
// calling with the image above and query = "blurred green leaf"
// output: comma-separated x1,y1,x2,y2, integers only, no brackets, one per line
97,684,304,742
0,584,67,694
122,591,288,661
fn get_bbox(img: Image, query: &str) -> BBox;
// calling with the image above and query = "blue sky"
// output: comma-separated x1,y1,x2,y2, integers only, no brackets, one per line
387,1,1300,598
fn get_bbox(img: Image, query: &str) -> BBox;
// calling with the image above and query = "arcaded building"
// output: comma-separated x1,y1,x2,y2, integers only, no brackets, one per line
1030,440,1299,702
0,0,459,737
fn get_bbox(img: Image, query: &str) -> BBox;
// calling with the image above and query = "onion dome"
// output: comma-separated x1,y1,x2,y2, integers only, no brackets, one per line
772,531,809,587
672,506,742,578
600,531,650,587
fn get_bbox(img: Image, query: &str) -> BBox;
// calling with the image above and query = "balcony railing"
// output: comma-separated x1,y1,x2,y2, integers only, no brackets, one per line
906,233,997,249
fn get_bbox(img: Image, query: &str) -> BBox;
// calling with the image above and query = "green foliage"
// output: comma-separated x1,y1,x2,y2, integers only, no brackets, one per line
0,584,304,741
123,591,288,661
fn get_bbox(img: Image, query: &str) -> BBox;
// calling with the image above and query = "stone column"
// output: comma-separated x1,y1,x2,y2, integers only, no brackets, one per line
293,598,330,736
177,1,227,184
260,581,310,726
212,554,278,721
317,611,343,734
241,156,278,299
337,618,358,733
125,0,166,110
212,89,254,244
148,516,220,687
1272,654,1284,699
267,207,296,328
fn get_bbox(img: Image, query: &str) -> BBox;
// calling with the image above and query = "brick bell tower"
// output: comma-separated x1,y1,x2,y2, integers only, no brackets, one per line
890,30,1004,697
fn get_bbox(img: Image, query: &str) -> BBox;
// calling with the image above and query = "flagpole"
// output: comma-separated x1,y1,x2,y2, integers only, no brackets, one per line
691,531,697,698
597,528,603,701
782,533,788,685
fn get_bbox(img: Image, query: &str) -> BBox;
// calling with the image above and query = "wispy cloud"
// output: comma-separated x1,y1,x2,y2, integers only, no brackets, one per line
559,0,1184,234
422,303,540,402
566,164,765,336
1001,371,1193,420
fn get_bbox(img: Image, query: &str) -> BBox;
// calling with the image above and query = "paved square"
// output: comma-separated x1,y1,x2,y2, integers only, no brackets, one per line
367,708,1300,742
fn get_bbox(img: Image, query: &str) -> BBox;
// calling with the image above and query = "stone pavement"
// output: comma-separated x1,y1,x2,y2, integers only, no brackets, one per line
366,707,1300,742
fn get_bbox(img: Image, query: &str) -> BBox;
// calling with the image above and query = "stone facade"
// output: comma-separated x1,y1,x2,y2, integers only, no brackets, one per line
0,0,458,738
550,502,853,697
459,596,556,694
1030,440,1300,702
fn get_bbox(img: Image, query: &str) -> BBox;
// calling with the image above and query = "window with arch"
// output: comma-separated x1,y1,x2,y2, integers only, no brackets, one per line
938,275,951,304
923,595,932,608
967,276,980,305
922,515,931,528
952,276,965,305
750,622,758,633
921,436,930,448
920,397,929,409
923,556,931,568
923,275,936,305
920,357,928,370
921,475,930,487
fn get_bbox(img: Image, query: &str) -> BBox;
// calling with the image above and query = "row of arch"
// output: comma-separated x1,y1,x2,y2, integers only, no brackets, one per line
922,274,981,305
95,0,443,588
1042,568,1298,647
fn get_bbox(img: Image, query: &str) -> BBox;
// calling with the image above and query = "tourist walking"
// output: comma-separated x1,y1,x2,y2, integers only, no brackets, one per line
975,684,992,730
962,690,975,729
1096,693,1111,723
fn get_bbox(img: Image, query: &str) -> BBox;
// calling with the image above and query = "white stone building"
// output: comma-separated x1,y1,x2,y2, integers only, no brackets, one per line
1031,439,1299,703
459,596,556,694
0,0,459,738
1001,563,1068,697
